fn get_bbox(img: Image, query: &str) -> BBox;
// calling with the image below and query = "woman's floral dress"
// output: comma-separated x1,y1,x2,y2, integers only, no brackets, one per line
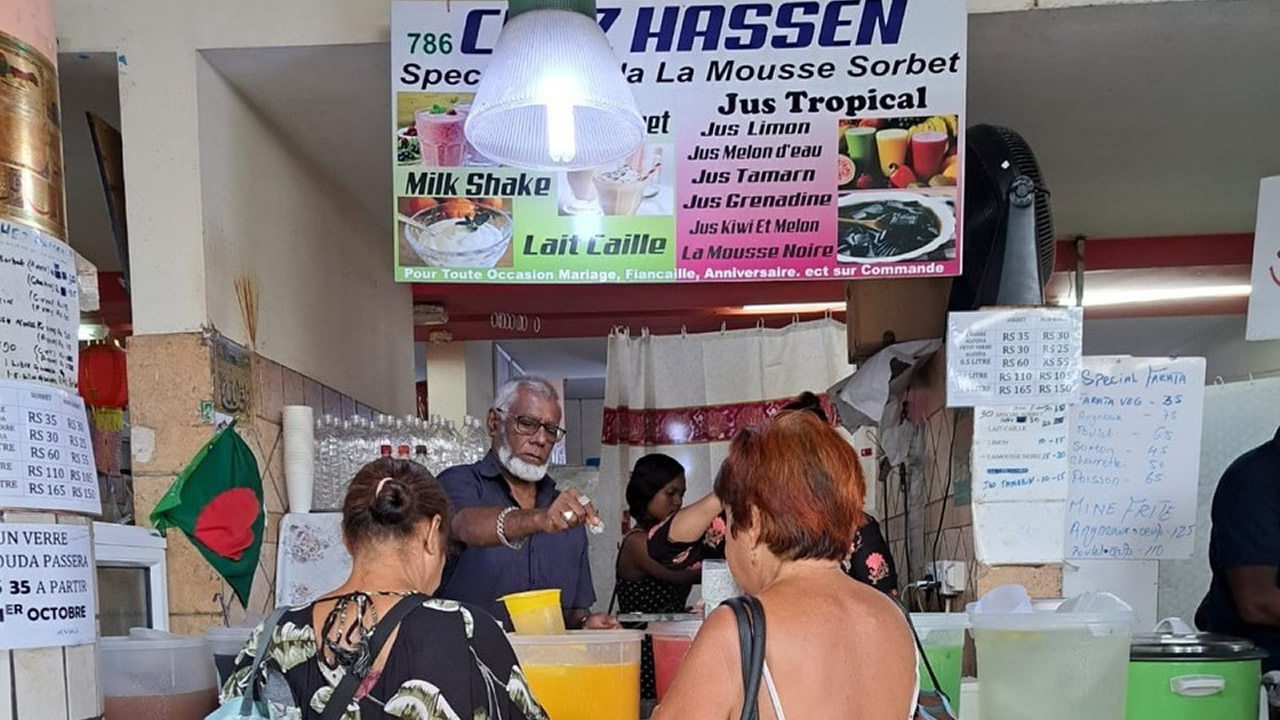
221,598,548,720
648,514,900,596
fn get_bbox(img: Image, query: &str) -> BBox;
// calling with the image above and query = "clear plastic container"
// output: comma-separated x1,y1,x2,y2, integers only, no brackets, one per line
101,632,218,720
911,613,969,707
971,608,1134,720
205,626,254,686
648,620,701,702
507,630,643,720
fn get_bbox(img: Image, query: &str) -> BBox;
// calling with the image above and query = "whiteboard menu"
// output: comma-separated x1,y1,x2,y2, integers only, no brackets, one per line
973,404,1070,503
946,308,1083,407
0,523,96,649
0,222,79,391
0,380,101,516
1066,356,1206,560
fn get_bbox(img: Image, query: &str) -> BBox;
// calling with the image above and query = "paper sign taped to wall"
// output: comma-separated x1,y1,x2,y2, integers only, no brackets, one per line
1247,177,1280,340
974,500,1066,565
0,221,79,391
973,404,1069,503
0,523,96,649
1065,356,1206,561
0,379,102,516
946,308,1082,407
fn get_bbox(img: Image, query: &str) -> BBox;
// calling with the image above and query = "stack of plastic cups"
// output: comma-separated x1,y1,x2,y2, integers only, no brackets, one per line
282,405,315,513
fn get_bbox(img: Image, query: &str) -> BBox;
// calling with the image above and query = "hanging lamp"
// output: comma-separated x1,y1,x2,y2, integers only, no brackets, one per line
465,0,644,171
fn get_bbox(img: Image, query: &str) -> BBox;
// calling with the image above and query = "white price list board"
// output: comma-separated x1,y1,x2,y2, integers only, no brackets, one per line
1066,356,1206,560
0,380,101,515
0,221,79,391
0,523,96,649
973,404,1070,503
947,308,1083,408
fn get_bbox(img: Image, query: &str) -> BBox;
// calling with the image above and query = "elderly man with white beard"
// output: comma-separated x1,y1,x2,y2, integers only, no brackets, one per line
437,376,620,631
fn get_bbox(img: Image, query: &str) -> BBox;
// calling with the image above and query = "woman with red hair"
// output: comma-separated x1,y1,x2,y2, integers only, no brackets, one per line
653,411,918,720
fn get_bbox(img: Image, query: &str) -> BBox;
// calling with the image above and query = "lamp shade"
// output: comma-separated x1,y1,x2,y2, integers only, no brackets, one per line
465,8,644,171
79,342,128,409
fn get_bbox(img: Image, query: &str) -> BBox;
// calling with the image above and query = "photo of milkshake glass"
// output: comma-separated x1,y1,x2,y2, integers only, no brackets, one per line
593,165,647,215
641,146,664,198
415,108,466,167
876,129,909,177
910,131,949,180
844,127,878,177
563,168,601,215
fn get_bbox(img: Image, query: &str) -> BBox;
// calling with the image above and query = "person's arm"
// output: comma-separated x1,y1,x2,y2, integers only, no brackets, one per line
668,493,723,543
652,606,739,720
1227,567,1280,626
620,532,703,585
448,486,600,548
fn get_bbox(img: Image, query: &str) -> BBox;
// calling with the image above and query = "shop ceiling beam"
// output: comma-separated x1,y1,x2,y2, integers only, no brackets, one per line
1052,233,1253,273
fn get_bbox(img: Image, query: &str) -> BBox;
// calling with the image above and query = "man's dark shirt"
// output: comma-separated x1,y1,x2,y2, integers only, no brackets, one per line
1197,430,1280,671
437,452,595,626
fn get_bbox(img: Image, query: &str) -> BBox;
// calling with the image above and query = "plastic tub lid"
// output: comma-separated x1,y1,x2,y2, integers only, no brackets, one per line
101,633,209,651
647,620,702,638
910,613,970,631
507,630,644,646
206,626,255,640
969,609,1135,633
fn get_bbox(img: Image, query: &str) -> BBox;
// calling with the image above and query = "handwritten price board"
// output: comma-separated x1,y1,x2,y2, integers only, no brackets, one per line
0,221,79,391
1065,356,1206,560
946,308,1083,407
0,380,101,516
973,404,1070,503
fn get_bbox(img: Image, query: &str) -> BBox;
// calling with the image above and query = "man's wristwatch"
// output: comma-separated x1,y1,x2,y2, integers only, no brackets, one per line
497,506,524,550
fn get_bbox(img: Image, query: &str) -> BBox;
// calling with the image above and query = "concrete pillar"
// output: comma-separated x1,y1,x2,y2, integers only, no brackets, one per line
0,2,101,718
425,343,468,420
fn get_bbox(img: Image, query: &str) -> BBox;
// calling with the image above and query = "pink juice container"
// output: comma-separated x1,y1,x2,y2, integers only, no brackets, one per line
648,620,701,702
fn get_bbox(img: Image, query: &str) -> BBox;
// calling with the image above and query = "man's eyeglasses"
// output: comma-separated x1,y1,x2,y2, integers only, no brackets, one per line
499,410,567,442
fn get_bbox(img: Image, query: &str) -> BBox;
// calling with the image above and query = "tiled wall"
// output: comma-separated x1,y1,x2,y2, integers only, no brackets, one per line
129,332,382,632
879,353,978,608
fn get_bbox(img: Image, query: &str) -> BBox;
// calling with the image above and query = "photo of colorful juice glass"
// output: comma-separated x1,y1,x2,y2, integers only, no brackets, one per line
911,131,949,180
414,107,466,167
844,127,878,177
876,129,909,177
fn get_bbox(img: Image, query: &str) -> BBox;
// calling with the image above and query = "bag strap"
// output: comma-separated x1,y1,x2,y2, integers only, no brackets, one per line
724,596,766,720
319,593,427,720
238,605,293,716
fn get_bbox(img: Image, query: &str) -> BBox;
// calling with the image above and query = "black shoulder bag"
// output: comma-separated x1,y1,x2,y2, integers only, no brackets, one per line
723,596,767,720
319,593,427,720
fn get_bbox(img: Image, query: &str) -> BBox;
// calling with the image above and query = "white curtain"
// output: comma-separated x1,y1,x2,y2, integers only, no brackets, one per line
588,319,854,607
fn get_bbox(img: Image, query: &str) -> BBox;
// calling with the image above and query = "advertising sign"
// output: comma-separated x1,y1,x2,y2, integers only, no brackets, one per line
0,523,96,649
1246,176,1280,340
391,0,967,283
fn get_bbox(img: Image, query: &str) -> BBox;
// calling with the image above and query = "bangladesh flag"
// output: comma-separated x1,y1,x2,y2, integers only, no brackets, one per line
151,421,264,607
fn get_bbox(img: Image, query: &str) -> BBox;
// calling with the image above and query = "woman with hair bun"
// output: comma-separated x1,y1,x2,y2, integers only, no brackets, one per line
220,457,547,720
614,453,702,701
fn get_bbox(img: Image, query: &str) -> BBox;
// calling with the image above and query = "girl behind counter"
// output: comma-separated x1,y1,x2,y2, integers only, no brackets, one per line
614,454,703,700
220,458,547,720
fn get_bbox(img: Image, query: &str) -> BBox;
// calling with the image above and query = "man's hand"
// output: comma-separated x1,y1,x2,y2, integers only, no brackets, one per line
542,489,600,533
584,613,621,630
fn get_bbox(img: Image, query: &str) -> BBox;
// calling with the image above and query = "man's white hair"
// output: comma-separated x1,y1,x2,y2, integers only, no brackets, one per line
494,375,561,413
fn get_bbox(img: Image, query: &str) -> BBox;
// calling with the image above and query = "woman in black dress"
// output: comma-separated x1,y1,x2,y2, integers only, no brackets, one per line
221,458,547,720
649,394,900,596
614,454,702,701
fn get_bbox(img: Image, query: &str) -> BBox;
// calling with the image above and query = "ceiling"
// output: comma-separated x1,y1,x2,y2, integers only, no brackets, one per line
498,337,609,379
61,0,1280,344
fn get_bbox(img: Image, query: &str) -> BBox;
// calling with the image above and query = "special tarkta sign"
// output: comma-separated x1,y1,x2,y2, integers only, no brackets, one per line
391,0,967,283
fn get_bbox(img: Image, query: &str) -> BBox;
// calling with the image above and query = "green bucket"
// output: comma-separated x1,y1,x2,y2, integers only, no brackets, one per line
1126,633,1265,720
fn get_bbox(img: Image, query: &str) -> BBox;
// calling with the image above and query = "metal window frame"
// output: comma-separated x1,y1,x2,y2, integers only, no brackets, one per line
93,522,169,631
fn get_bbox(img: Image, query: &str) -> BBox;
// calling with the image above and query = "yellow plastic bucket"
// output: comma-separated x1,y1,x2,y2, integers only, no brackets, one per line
501,589,566,635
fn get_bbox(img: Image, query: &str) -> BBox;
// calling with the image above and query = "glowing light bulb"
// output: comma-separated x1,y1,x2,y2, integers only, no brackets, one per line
546,102,576,163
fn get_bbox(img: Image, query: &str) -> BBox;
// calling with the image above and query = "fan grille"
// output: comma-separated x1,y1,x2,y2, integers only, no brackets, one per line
990,126,1056,285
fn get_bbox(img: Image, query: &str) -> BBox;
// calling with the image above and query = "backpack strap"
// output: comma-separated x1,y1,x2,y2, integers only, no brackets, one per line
238,605,293,716
319,593,428,720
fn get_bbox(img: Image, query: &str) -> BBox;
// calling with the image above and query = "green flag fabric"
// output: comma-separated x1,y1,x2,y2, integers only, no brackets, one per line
151,421,264,607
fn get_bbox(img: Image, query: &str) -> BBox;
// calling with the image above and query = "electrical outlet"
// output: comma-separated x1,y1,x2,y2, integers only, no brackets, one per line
930,561,967,596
